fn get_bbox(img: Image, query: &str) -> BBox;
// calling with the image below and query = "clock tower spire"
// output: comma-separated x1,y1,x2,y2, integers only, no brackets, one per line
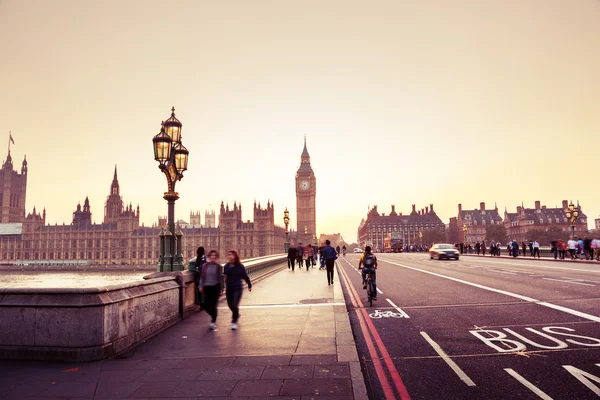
296,136,316,244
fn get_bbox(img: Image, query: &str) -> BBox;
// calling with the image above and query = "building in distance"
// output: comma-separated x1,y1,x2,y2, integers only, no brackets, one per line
456,202,503,244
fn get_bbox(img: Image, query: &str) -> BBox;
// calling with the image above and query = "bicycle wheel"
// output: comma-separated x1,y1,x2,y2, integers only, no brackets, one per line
367,280,373,307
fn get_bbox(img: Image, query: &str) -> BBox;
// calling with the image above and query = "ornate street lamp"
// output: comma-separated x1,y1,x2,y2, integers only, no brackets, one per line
463,224,468,243
283,208,290,253
152,107,189,272
565,201,580,239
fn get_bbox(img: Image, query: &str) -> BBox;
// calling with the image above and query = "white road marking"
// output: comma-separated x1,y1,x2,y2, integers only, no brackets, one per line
504,368,553,399
386,298,410,318
376,288,384,294
379,258,600,323
420,332,476,387
472,259,600,274
561,277,600,284
218,302,346,309
542,278,595,286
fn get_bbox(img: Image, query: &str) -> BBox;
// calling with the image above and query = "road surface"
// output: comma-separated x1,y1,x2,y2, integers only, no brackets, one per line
337,252,600,399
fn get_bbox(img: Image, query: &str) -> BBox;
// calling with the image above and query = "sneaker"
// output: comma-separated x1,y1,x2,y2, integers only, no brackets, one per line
210,323,218,331
232,323,238,330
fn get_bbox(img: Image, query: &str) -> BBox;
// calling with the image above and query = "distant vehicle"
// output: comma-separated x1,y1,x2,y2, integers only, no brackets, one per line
429,244,460,260
354,248,363,253
384,233,404,253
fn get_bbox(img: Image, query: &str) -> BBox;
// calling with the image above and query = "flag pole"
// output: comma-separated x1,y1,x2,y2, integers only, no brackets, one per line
8,131,10,154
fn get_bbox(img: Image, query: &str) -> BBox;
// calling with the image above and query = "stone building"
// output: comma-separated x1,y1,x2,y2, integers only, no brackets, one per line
456,202,503,244
503,200,587,242
357,204,445,250
0,152,286,265
0,150,27,223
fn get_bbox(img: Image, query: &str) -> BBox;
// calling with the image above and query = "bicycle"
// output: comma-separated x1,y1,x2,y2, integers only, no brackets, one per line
365,272,375,307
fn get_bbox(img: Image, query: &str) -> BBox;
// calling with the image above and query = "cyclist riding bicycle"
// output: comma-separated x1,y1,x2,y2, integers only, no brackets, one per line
358,246,377,300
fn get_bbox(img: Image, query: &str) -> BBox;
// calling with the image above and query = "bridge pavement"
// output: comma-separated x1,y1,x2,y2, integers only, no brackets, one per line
0,262,367,400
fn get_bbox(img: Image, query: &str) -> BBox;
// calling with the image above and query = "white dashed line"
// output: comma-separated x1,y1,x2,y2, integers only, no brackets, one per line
504,368,553,399
542,278,595,286
386,298,410,318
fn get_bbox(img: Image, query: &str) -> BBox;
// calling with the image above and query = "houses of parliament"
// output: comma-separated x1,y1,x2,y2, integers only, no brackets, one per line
0,148,289,265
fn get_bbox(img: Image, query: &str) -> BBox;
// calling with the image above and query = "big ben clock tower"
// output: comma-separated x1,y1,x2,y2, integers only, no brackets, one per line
296,137,316,243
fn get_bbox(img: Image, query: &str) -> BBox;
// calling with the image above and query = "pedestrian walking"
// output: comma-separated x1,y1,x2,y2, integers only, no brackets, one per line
532,240,540,258
224,250,252,330
287,245,297,271
512,240,519,258
568,237,577,260
296,243,304,268
323,240,337,286
304,243,314,271
583,237,593,260
481,241,487,256
191,247,207,307
593,236,600,261
200,250,224,331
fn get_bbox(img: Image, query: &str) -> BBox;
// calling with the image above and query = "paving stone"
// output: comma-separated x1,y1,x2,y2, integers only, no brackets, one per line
281,378,353,396
168,380,236,397
229,379,284,397
290,355,338,365
134,359,183,370
175,357,237,369
128,381,180,397
301,396,353,400
336,345,359,362
138,368,202,382
233,355,292,366
98,368,147,383
261,365,314,379
101,359,143,370
198,366,265,381
94,381,144,398
40,381,97,398
314,365,351,379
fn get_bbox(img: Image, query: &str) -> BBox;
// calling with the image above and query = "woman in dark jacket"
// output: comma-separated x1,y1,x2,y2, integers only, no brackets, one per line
223,250,252,330
199,250,223,331
194,247,207,306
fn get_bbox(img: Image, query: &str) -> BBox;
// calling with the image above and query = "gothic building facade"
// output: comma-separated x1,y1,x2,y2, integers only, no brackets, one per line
295,138,317,244
0,152,286,265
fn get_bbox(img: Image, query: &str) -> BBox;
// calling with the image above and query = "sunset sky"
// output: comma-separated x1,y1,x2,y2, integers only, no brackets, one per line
0,0,599,242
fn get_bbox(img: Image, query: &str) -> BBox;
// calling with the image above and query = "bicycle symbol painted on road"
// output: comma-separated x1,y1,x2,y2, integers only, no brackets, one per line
368,310,405,319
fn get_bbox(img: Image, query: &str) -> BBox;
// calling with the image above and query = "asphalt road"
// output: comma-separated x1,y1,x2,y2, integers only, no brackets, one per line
337,252,600,400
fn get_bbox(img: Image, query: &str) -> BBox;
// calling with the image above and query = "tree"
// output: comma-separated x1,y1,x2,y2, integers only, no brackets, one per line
422,228,447,245
485,224,508,244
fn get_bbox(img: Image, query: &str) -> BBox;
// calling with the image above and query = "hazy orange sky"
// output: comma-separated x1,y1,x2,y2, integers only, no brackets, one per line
1,0,599,242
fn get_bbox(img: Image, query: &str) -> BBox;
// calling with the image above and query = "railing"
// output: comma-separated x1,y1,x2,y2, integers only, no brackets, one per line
464,247,598,260
242,254,287,278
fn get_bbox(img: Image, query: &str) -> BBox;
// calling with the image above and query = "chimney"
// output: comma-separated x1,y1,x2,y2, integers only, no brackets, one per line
425,206,429,214
562,200,568,210
542,205,547,209
391,205,396,213
535,201,541,210
480,202,485,211
430,203,434,213
517,206,522,214
458,204,462,213
412,204,416,213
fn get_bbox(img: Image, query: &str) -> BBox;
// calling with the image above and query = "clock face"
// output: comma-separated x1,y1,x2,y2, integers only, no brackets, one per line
299,180,310,191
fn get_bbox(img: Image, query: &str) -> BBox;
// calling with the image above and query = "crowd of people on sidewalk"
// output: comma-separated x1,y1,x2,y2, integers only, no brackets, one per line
454,236,600,261
286,240,342,285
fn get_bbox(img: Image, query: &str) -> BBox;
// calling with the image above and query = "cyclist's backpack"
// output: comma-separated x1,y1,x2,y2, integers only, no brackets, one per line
363,253,376,267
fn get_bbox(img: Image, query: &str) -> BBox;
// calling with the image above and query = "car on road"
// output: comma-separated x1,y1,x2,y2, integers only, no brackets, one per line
353,248,363,253
429,243,460,260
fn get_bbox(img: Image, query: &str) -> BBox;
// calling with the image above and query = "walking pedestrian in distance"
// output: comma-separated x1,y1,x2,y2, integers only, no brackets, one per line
224,250,252,330
296,243,304,269
287,245,297,271
592,236,600,261
336,245,341,256
304,243,314,271
532,240,540,258
193,247,207,307
200,250,223,331
323,240,338,286
512,240,519,258
312,244,318,267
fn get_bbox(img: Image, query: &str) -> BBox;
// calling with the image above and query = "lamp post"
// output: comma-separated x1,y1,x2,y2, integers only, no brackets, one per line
419,231,423,245
304,226,308,244
463,224,468,243
152,107,189,272
283,208,290,253
565,201,580,239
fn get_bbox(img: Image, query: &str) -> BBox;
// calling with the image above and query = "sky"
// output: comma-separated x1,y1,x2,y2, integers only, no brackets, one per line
0,0,599,242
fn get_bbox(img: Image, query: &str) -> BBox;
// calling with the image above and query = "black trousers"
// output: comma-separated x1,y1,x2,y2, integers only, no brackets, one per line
288,257,295,270
326,259,335,284
203,285,220,323
226,287,243,323
533,248,540,258
194,271,203,305
305,258,310,270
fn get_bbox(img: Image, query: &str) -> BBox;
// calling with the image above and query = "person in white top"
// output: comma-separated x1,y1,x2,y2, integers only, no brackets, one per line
532,240,540,258
567,238,577,260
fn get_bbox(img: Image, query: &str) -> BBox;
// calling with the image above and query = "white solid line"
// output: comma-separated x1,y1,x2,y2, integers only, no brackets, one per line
421,332,476,387
473,259,600,274
504,368,553,400
217,302,346,310
561,277,600,284
542,278,595,286
379,258,600,323
376,288,384,294
386,298,410,318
